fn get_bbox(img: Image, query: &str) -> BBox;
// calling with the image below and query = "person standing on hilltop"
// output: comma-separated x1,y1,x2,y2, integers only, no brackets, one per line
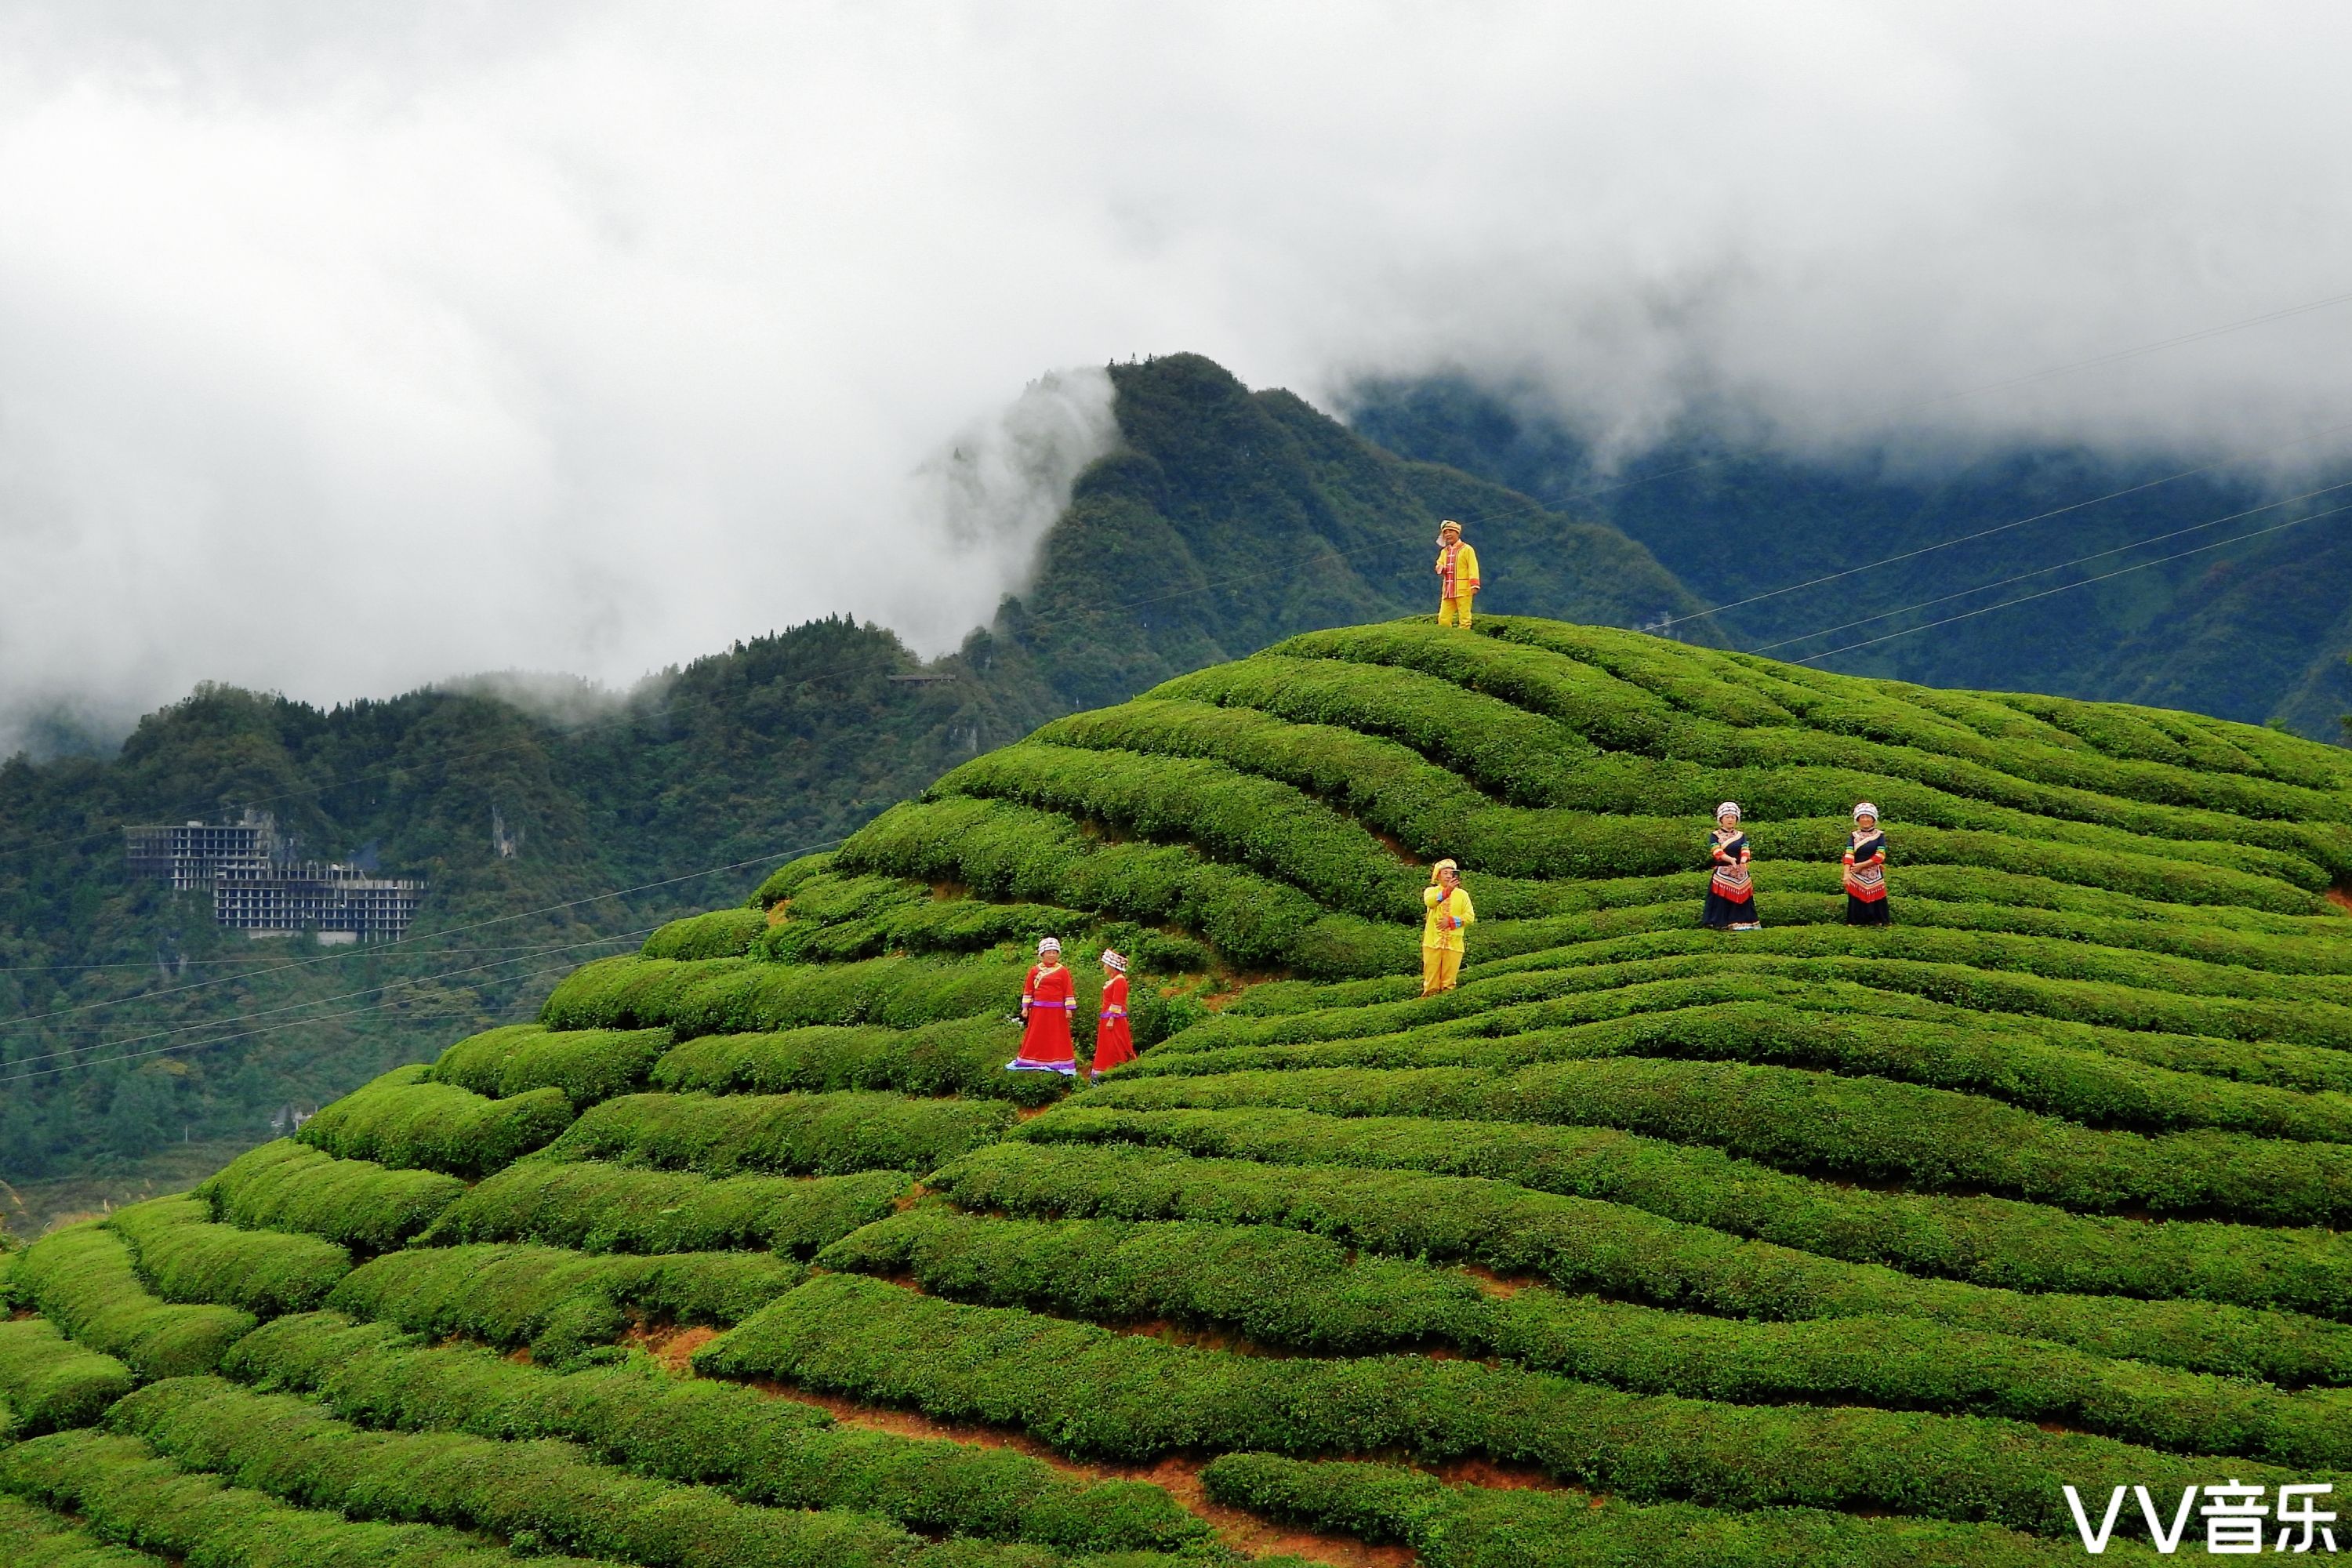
1434,519,1481,627
1090,949,1136,1080
1007,937,1079,1076
1421,859,1476,996
1703,804,1762,931
1843,804,1892,925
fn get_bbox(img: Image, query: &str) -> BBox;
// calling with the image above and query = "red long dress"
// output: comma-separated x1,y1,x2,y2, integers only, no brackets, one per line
1091,972,1135,1077
1010,962,1078,1074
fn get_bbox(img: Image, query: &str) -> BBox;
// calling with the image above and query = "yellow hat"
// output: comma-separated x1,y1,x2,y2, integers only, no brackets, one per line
1429,858,1459,884
1438,518,1462,535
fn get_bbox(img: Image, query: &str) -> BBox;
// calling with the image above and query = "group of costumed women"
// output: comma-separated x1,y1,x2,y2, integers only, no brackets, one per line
1705,800,1891,930
1006,937,1137,1079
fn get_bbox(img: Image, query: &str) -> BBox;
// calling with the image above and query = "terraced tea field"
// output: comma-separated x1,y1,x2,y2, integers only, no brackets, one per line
8,616,2352,1565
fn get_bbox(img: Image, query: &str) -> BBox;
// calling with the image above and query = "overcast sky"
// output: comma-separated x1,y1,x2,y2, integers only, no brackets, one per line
3,2,2349,750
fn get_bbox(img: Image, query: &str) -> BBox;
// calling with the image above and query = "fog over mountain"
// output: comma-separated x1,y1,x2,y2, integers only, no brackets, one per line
4,2,2350,753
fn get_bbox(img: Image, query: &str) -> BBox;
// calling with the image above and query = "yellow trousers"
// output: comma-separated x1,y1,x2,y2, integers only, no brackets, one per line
1437,594,1474,627
1421,945,1463,996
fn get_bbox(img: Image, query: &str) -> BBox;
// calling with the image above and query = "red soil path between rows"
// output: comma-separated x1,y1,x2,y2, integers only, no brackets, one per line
620,1323,1416,1567
2329,886,2352,914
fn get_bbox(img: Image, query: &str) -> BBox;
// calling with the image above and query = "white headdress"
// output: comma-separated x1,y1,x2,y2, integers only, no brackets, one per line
1036,936,1061,956
1853,802,1880,822
1100,949,1127,973
1715,802,1741,822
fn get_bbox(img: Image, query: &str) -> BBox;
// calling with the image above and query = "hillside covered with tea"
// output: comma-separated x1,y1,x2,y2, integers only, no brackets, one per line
8,615,2352,1565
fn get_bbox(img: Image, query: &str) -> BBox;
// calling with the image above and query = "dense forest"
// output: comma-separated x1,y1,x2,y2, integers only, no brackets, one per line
1348,376,2352,739
0,354,1703,1215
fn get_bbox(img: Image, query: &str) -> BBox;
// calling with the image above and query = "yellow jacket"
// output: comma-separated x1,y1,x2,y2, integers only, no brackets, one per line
1422,884,1475,950
1436,540,1481,598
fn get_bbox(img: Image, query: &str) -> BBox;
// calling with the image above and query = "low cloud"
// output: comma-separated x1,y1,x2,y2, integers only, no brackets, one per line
2,3,2348,752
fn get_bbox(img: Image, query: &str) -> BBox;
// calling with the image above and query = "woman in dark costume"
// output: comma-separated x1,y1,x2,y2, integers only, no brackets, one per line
1703,802,1761,930
1843,802,1891,925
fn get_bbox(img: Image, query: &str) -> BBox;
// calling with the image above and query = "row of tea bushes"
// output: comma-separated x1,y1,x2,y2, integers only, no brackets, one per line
540,1090,1016,1178
323,1243,801,1370
227,1310,1212,1553
111,1376,1029,1568
423,1161,906,1256
1200,1450,2090,1568
5,1228,251,1381
826,1208,2352,1467
1080,1059,2352,1225
696,1272,2305,1540
108,1199,350,1318
197,1142,465,1252
936,1139,2352,1381
1,1429,601,1568
299,1066,573,1178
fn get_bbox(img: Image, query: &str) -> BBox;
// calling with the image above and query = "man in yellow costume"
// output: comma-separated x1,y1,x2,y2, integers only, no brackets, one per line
1434,519,1480,626
1421,858,1475,996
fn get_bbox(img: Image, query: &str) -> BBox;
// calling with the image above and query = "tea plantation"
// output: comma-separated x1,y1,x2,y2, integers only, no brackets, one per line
8,615,2352,1566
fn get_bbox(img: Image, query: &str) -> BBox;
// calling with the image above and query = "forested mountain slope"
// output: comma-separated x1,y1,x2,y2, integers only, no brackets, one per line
10,616,2350,1563
1,353,1700,1202
1349,376,2352,739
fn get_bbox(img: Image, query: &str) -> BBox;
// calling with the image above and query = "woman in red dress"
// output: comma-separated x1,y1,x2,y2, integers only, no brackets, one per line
1007,937,1079,1076
1091,949,1136,1081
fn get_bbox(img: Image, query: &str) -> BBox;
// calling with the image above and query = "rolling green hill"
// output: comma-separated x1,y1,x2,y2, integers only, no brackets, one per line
12,626,2351,1563
0,352,1704,1207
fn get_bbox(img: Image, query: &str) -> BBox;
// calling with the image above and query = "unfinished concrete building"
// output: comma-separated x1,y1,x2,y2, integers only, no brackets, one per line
124,810,424,942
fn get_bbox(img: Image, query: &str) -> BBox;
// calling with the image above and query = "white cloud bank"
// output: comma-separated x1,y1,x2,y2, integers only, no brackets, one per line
2,2,2349,748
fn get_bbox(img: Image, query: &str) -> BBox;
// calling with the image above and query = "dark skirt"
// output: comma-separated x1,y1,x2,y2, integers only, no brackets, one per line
1845,895,1891,925
1703,891,1759,928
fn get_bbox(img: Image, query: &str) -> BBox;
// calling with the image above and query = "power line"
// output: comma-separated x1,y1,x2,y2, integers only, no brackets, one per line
1752,478,2352,655
1656,417,2352,632
1789,500,2352,665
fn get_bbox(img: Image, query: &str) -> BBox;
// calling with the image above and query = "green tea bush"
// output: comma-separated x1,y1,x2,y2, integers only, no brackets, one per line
750,850,841,909
1127,997,2352,1145
429,1023,672,1109
0,1318,135,1435
0,1492,171,1568
1279,619,2352,840
325,1243,801,1367
839,797,1409,975
932,742,1419,920
1198,1453,2088,1568
109,1197,350,1316
298,1065,574,1178
1082,1059,2352,1225
423,1160,905,1255
0,1428,601,1568
936,1140,2352,1383
10,1226,252,1381
1040,698,2328,892
227,1312,1211,1553
828,1209,2352,1467
195,1140,466,1251
652,1018,1062,1105
109,1376,977,1568
641,906,769,960
1147,654,1602,800
539,949,1091,1034
1168,964,2352,1096
697,1272,2289,1538
539,1090,1016,1178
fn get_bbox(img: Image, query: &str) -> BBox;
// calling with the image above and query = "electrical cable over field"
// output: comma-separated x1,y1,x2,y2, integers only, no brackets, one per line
1755,477,2352,655
1788,498,2352,663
